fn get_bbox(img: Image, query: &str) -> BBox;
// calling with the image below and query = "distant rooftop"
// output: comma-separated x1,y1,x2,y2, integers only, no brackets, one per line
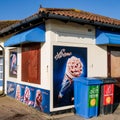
0,20,20,30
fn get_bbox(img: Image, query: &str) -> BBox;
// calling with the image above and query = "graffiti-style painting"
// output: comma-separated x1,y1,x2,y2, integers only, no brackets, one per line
9,49,17,77
53,46,87,108
7,81,50,113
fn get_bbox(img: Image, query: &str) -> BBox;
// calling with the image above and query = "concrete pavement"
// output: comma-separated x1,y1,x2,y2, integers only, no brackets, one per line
50,107,120,120
0,96,120,120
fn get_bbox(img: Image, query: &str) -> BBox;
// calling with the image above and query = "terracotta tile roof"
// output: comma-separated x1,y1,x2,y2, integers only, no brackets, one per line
39,8,120,26
1,8,120,37
0,20,19,30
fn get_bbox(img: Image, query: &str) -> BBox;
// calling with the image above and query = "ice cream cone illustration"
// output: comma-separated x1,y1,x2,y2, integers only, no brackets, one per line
58,56,83,98
34,90,43,111
15,85,21,101
23,87,30,105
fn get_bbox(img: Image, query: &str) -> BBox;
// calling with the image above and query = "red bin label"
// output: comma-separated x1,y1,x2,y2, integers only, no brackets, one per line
103,84,114,105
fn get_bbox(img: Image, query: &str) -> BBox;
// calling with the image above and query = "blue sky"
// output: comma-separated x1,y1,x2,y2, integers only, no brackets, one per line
0,0,120,20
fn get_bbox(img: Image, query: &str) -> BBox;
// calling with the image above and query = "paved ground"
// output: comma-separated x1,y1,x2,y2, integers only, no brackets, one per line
0,95,120,120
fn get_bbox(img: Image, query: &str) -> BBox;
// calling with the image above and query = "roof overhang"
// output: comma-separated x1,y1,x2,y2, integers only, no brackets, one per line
1,11,120,37
4,24,45,47
96,29,120,45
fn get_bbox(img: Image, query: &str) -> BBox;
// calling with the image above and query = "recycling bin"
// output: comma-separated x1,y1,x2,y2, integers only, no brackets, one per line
99,77,116,115
74,77,103,119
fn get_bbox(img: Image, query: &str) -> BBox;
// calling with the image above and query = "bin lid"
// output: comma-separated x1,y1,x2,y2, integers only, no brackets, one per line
74,77,103,85
95,77,117,84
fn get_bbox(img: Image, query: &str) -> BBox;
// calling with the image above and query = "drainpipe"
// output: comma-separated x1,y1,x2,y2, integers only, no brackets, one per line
0,45,5,96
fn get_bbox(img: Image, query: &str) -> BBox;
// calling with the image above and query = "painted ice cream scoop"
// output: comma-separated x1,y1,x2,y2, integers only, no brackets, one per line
58,56,83,98
66,56,83,78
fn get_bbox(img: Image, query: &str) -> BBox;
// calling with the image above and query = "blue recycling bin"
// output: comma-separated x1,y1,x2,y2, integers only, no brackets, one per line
74,77,103,119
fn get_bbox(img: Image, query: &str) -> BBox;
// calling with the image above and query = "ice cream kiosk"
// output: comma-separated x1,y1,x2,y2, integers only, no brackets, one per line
4,20,89,114
1,8,120,115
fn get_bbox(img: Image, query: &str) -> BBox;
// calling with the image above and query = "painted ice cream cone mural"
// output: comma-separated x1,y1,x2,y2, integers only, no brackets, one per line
9,50,17,77
53,46,87,108
58,56,83,98
11,54,17,74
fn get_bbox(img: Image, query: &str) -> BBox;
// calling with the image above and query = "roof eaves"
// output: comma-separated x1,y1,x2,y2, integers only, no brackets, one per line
1,8,120,37
0,13,44,37
47,13,120,29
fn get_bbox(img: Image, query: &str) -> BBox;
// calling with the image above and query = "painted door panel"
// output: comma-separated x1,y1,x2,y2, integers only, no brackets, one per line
22,43,40,84
111,51,120,77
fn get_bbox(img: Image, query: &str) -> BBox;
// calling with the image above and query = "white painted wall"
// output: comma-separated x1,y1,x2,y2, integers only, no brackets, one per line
2,20,108,97
88,45,107,77
40,31,51,90
45,20,108,111
4,47,21,93
46,20,108,78
4,45,51,90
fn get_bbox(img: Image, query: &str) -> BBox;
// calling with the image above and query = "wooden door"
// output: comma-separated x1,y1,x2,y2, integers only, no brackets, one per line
111,51,120,77
22,43,40,84
108,47,120,78
108,47,120,109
